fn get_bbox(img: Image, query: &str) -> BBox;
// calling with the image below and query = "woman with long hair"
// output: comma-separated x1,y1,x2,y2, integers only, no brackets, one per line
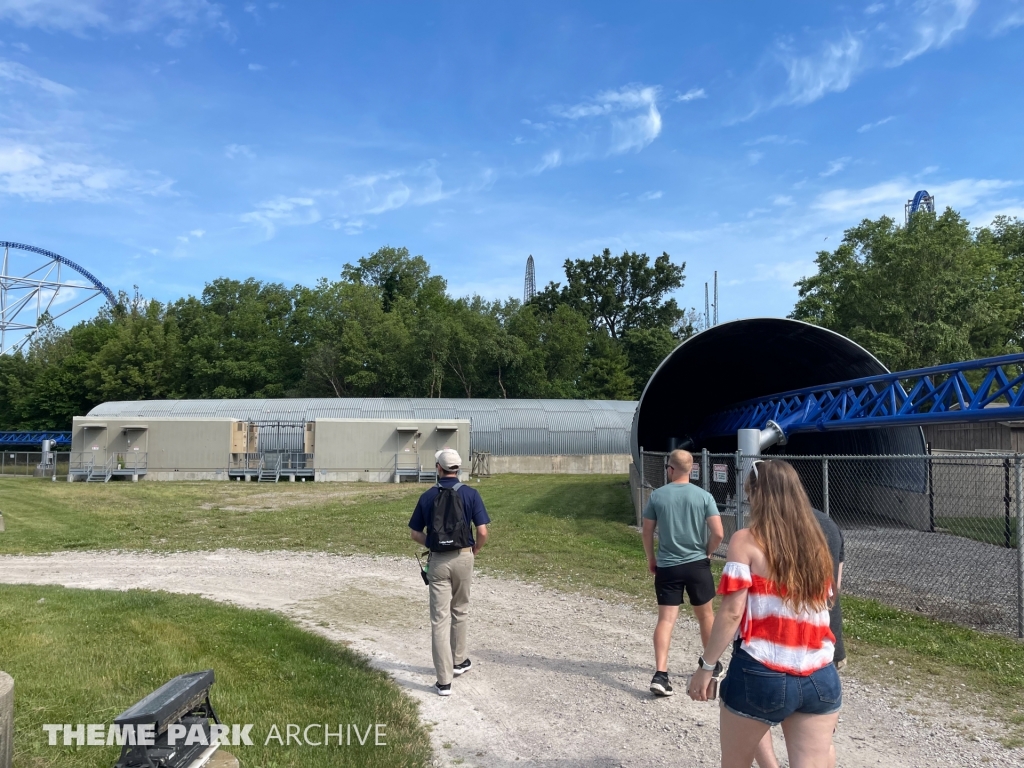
688,459,841,768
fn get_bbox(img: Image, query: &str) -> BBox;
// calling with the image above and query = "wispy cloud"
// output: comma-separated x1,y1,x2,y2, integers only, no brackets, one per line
994,4,1024,33
899,0,977,63
638,190,663,201
675,87,706,102
248,63,265,72
0,0,232,41
240,196,319,238
225,143,255,159
814,176,1017,218
242,162,452,239
764,1,978,112
744,134,804,146
857,115,895,132
553,84,663,155
775,33,863,106
0,58,73,96
534,150,562,174
747,151,763,165
0,141,172,202
820,157,851,177
772,195,795,206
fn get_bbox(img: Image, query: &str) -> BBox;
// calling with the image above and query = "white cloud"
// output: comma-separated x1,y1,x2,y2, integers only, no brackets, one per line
857,115,895,132
248,63,265,71
994,6,1024,32
554,84,663,155
638,190,663,201
534,149,562,174
747,151,763,165
0,141,171,202
820,157,851,177
772,195,795,206
240,196,319,238
813,176,1018,219
764,1,976,112
745,134,804,146
776,33,863,106
899,0,977,63
224,143,255,159
675,87,706,102
0,58,73,96
0,0,231,39
241,162,452,238
190,228,205,238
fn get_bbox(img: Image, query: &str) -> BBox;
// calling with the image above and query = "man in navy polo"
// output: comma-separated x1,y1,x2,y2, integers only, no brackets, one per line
409,448,490,696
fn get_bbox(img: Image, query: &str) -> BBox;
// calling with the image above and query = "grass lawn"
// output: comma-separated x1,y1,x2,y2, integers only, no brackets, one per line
1,473,1022,743
937,516,1019,548
0,584,431,768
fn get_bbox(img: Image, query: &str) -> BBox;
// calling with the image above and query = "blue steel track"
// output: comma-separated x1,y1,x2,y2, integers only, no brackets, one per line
0,241,116,306
700,352,1024,440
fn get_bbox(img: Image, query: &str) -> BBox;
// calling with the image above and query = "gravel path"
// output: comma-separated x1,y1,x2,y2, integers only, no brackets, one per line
0,550,1020,768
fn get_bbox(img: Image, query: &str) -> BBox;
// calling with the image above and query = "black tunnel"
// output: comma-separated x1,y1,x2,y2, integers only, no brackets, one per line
630,318,926,463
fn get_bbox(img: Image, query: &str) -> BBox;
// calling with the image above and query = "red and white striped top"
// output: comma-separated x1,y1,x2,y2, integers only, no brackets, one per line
718,561,835,676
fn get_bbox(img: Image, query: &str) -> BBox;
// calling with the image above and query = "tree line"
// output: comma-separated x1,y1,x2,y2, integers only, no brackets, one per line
0,247,696,429
2,209,1022,431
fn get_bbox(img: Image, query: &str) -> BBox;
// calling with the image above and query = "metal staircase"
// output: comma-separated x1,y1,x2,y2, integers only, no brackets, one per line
258,454,282,483
86,454,114,483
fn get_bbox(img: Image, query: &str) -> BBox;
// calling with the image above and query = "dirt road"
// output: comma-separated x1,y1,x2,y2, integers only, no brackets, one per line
0,550,1018,767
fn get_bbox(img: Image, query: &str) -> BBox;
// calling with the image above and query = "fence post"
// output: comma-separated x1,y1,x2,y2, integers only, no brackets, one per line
1016,455,1024,639
701,448,709,492
822,457,830,518
735,449,745,530
1005,457,1013,550
927,442,935,533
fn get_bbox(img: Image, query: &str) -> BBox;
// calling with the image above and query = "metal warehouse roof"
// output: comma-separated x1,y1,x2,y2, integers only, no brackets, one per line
87,398,638,456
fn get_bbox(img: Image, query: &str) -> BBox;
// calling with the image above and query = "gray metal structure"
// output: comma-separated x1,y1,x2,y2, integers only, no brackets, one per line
87,398,638,457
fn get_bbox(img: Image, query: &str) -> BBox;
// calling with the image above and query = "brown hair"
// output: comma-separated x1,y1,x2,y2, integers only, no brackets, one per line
745,459,833,613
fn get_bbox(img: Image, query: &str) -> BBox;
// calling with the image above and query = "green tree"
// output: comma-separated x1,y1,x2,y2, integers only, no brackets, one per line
792,209,1021,370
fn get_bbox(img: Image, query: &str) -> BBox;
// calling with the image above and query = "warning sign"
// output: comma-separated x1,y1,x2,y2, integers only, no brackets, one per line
713,464,728,483
689,466,700,481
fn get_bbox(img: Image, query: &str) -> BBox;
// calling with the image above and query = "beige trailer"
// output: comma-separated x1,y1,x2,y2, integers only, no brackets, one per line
70,417,240,481
313,419,471,482
68,416,470,483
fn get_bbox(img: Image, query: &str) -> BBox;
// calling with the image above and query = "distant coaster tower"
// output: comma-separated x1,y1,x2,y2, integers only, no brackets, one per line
524,254,536,303
905,190,935,223
0,241,116,355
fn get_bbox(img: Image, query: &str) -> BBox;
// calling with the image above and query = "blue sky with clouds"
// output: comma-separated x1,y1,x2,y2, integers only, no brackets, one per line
1,0,1022,330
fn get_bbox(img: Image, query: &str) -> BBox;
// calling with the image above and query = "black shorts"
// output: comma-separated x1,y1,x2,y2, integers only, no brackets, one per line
654,559,716,607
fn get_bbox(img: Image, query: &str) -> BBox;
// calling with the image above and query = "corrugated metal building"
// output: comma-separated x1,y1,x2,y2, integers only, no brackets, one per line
72,398,637,482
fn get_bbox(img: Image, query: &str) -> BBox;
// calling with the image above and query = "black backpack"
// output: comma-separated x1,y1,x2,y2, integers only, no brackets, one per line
430,483,472,552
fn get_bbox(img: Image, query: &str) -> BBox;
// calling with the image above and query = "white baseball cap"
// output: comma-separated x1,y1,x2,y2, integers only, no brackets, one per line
435,448,462,471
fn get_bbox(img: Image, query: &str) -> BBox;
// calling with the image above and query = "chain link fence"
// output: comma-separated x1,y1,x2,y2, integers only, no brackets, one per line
0,451,68,478
634,448,1024,638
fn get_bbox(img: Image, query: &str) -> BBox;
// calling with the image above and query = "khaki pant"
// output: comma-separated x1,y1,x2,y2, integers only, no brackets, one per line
428,548,474,685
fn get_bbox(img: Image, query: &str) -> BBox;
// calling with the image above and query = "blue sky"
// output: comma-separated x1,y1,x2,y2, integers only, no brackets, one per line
1,0,1023,332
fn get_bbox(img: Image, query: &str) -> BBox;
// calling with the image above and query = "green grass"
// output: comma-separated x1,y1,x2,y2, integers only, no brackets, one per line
0,584,431,768
1,474,1023,743
937,516,1019,548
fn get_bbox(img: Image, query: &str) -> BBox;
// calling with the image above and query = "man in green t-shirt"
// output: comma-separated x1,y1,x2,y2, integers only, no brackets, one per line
641,449,724,696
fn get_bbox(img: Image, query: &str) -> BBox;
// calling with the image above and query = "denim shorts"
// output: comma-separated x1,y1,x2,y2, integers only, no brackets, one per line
720,646,842,725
